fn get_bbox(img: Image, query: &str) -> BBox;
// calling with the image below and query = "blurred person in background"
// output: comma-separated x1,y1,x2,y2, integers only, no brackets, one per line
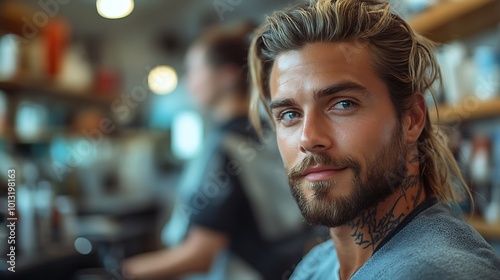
122,23,322,280
248,0,500,279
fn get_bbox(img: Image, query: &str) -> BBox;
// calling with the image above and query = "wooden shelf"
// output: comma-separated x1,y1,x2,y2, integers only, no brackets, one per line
430,97,500,124
464,215,500,240
409,0,500,43
0,80,116,106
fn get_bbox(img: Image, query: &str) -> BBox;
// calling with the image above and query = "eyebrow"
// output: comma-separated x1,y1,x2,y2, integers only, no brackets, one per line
269,81,370,111
314,82,370,100
269,98,299,111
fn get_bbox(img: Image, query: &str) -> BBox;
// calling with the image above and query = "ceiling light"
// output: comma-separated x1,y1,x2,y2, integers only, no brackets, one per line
148,65,178,95
96,0,134,19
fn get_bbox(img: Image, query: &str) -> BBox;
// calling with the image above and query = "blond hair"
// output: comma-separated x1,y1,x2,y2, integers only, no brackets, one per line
248,0,470,205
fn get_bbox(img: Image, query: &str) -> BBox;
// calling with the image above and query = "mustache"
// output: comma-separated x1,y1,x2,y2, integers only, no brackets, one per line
288,153,359,181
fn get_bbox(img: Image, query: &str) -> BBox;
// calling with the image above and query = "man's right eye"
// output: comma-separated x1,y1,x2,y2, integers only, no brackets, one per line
276,110,301,126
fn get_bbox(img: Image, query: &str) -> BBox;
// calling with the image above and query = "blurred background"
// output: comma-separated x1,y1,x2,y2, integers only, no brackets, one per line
0,0,498,279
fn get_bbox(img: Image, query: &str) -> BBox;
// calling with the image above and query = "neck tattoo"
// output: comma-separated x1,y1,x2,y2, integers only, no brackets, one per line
348,175,421,251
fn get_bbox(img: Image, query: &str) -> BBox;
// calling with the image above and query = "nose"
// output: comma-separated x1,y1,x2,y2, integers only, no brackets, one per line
299,112,333,154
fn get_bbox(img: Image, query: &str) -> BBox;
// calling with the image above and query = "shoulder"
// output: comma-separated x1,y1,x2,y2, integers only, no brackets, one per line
290,241,339,280
355,203,500,280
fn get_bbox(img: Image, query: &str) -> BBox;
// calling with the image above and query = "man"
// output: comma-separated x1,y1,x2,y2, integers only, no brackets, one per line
248,0,500,279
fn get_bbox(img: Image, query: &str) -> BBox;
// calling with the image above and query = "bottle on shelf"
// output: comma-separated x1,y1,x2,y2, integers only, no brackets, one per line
470,135,492,216
485,129,500,224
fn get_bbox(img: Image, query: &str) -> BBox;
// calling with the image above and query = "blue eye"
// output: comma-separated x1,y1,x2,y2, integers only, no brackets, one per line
332,100,355,109
275,110,301,126
282,111,300,121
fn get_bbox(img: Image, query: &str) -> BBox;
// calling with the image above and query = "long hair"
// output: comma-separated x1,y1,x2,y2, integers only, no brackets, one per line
248,0,470,205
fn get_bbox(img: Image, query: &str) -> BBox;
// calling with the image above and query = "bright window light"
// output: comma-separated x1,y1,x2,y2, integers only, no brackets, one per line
171,111,203,160
148,65,178,95
96,0,134,19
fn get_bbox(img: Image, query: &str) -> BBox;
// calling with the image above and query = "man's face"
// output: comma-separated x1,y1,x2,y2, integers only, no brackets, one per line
269,42,408,228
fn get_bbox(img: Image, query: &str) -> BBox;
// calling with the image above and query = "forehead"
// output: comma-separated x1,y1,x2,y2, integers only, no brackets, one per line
269,41,385,99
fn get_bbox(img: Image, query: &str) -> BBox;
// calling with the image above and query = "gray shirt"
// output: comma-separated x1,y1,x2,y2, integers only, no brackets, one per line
291,200,500,280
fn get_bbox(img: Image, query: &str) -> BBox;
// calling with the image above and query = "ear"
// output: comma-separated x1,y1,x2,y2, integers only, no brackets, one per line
403,93,426,144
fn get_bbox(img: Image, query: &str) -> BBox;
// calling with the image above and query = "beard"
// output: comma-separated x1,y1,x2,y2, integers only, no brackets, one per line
288,123,408,228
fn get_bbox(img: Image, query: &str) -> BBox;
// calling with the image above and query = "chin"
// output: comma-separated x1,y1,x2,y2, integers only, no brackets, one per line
293,183,365,228
310,197,357,226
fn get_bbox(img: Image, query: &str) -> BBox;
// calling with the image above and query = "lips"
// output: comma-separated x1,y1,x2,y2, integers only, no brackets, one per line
302,166,346,182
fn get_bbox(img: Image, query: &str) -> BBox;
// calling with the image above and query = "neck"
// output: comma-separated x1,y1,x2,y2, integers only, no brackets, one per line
331,169,426,280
